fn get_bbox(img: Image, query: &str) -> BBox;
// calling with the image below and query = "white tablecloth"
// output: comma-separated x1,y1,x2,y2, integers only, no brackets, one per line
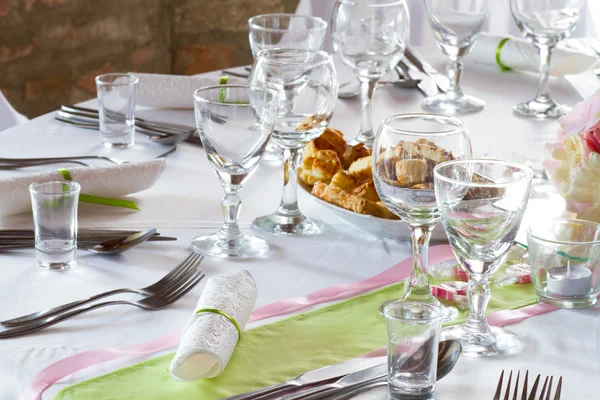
1,45,599,399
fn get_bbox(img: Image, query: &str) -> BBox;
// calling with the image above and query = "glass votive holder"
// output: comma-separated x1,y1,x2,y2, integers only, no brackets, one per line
527,218,600,308
380,301,442,400
95,73,139,148
29,181,80,270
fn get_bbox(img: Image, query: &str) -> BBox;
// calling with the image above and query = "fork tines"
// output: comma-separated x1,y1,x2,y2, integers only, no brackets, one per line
494,370,562,400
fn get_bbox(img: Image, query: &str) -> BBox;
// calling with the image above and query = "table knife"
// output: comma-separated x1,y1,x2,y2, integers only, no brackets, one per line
223,356,386,400
399,59,438,97
404,46,449,93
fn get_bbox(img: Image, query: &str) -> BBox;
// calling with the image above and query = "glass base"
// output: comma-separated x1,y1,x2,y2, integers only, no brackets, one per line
352,132,374,148
442,325,520,357
261,141,283,166
37,260,75,270
513,99,571,119
538,293,597,309
378,297,458,322
191,232,269,259
36,247,76,270
252,213,323,236
102,141,133,148
422,93,485,115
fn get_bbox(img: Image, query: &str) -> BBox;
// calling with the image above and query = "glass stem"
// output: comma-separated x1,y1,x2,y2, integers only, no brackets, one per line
218,185,243,241
446,56,463,98
403,225,436,302
275,147,303,220
534,44,554,104
357,78,377,144
463,274,491,335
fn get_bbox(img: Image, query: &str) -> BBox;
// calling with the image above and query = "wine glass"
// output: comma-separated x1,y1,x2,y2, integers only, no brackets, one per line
510,0,586,118
248,14,328,164
250,49,338,236
423,0,491,115
434,160,533,356
331,0,410,147
372,114,472,321
192,85,279,258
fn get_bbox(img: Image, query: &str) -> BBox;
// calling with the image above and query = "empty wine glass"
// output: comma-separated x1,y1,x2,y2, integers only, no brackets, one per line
192,85,279,258
250,49,338,235
423,0,491,115
331,0,410,147
372,114,472,321
511,0,586,118
434,160,533,356
249,14,328,164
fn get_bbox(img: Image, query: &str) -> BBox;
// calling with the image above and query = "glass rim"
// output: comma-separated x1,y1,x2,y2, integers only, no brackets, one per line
433,159,534,188
29,180,81,195
254,48,332,67
95,73,139,86
527,217,600,246
192,84,278,108
248,14,328,32
381,301,443,323
336,0,408,6
379,113,467,137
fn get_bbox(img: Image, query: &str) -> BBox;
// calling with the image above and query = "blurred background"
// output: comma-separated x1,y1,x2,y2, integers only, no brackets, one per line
0,0,300,118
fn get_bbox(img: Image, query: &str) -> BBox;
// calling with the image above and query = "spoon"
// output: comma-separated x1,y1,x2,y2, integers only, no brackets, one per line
80,229,157,255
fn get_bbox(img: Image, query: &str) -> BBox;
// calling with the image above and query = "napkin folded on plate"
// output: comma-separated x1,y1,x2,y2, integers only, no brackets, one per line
169,270,257,381
466,33,598,76
131,73,246,109
0,159,165,216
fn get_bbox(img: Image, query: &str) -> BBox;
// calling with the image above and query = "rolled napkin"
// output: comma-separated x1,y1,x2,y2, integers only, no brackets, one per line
131,73,246,109
466,33,598,76
0,159,165,216
169,270,257,381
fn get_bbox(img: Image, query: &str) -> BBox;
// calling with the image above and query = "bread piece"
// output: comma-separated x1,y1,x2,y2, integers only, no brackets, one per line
342,143,371,169
299,150,342,186
312,182,398,220
394,159,429,187
352,180,380,202
303,128,347,160
330,170,361,192
348,156,373,182
296,113,329,132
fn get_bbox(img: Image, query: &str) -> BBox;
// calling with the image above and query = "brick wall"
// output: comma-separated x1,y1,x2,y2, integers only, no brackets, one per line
0,0,300,118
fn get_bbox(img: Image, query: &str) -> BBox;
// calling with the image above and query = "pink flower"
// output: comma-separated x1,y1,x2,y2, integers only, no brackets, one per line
583,120,600,154
559,89,600,139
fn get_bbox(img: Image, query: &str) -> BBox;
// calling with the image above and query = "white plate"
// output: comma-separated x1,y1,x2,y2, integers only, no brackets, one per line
299,182,448,241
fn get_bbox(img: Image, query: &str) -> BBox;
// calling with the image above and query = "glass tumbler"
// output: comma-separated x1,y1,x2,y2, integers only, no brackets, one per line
381,301,443,400
29,180,81,270
95,73,139,148
528,218,600,309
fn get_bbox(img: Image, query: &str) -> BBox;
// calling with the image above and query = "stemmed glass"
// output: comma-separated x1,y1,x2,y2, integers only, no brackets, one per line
248,14,328,164
510,0,586,119
434,160,533,356
331,0,410,147
372,114,472,321
250,49,338,235
423,0,491,115
192,85,279,258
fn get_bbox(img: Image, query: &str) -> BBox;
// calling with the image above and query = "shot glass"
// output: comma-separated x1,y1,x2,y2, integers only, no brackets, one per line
380,301,443,400
29,181,80,270
95,73,139,148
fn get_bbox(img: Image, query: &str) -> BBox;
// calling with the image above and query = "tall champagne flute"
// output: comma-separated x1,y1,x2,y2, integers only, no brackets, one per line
192,85,279,258
434,160,533,356
510,0,586,119
331,0,410,147
423,0,491,115
250,49,338,235
372,114,472,321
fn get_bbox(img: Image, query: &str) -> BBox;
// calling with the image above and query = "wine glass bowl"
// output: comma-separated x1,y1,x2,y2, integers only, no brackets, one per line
434,159,534,357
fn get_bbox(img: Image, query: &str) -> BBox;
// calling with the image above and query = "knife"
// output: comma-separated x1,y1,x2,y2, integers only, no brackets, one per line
399,59,439,97
224,357,386,400
404,46,449,93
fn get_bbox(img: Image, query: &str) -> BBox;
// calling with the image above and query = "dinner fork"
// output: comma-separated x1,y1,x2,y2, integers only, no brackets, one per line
1,252,203,327
494,371,562,400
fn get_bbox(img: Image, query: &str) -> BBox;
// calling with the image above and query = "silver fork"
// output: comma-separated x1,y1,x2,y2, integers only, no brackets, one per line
1,252,203,327
493,371,562,400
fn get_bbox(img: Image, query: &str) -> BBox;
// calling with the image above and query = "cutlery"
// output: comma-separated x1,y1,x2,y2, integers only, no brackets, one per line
493,371,562,400
0,252,204,333
404,46,449,93
399,59,439,97
223,357,386,400
0,159,91,169
222,69,250,78
0,229,174,239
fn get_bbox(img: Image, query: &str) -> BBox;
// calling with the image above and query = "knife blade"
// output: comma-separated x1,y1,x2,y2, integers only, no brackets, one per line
405,46,449,93
224,357,386,400
399,59,439,97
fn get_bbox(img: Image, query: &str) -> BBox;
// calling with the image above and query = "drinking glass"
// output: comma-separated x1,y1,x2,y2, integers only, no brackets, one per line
434,160,533,357
331,0,410,147
423,0,491,115
510,0,586,118
250,49,337,235
248,14,328,164
95,73,139,147
372,114,472,321
381,301,442,400
29,180,80,270
192,85,279,258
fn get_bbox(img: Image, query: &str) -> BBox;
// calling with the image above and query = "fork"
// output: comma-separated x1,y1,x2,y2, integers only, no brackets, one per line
494,370,562,400
1,252,203,327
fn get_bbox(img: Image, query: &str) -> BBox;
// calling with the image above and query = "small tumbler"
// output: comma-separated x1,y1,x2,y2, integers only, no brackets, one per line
95,73,139,148
29,181,80,270
381,301,443,400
